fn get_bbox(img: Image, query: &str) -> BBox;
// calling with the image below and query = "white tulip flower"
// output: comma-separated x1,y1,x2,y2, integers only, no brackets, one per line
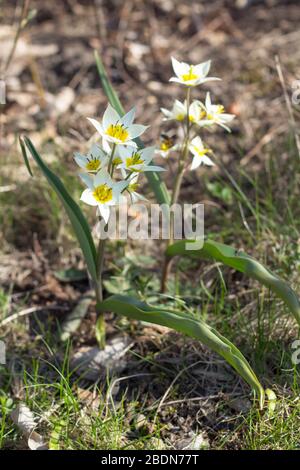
189,136,214,170
161,100,187,121
161,99,204,124
197,93,235,132
170,57,221,87
80,169,128,223
74,143,108,173
87,104,148,147
117,146,165,173
126,173,147,203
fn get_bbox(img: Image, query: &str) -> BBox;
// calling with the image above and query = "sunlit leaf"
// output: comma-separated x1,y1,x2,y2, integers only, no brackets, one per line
166,239,300,326
99,294,265,408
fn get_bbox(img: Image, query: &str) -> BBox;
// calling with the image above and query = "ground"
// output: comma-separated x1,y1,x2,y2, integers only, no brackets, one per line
0,0,300,450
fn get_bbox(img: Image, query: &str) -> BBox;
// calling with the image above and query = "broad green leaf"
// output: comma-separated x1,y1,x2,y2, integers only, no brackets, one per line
166,239,300,326
22,137,98,284
94,50,170,206
54,268,88,283
99,294,265,408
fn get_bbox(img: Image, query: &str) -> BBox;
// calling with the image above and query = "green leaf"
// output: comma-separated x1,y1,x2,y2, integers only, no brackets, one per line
22,137,98,284
94,50,170,206
54,268,88,283
166,239,300,326
19,135,33,177
99,294,265,408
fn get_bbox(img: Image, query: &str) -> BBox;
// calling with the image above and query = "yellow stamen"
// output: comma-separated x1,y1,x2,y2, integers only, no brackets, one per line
126,152,144,168
106,124,129,142
181,66,198,82
85,159,101,171
207,105,224,120
195,147,211,157
128,182,139,192
176,113,185,121
216,105,225,114
112,157,122,166
93,184,113,203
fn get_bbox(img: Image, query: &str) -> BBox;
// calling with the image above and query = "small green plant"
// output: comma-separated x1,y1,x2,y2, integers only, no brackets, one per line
20,52,300,410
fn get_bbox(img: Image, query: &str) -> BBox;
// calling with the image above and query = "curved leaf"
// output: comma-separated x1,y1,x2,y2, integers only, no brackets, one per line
22,137,98,283
99,294,265,408
166,239,300,326
19,136,33,177
94,50,170,206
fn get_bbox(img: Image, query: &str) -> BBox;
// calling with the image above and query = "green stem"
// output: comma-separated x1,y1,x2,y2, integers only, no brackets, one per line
161,87,191,293
108,143,116,175
95,236,106,349
95,143,117,348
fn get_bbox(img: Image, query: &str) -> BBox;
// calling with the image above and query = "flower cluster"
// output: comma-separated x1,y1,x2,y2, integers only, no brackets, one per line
75,104,164,222
76,57,235,223
159,57,235,169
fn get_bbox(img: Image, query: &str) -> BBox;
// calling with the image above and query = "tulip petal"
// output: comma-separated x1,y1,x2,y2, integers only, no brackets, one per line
99,204,110,224
129,124,148,139
102,104,120,129
74,153,88,169
79,173,94,189
171,57,189,77
191,156,201,170
120,107,135,127
87,117,105,137
80,188,97,206
194,60,211,77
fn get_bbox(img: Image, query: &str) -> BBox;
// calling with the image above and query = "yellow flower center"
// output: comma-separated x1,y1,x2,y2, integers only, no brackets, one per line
181,66,198,82
85,159,101,171
176,113,185,121
126,152,144,168
195,147,211,157
128,182,139,192
106,124,129,142
207,105,224,120
93,184,113,204
112,157,122,166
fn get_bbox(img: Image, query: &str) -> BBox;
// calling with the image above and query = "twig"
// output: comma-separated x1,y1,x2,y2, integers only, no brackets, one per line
0,305,68,327
154,360,204,420
240,123,286,166
2,0,31,75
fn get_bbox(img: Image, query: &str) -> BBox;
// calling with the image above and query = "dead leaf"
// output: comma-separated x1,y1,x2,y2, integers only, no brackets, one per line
60,291,93,342
10,404,47,450
71,336,133,380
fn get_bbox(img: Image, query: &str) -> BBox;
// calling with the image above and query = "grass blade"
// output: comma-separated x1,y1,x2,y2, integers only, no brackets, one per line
94,50,170,206
99,294,265,408
166,239,300,326
22,136,98,283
